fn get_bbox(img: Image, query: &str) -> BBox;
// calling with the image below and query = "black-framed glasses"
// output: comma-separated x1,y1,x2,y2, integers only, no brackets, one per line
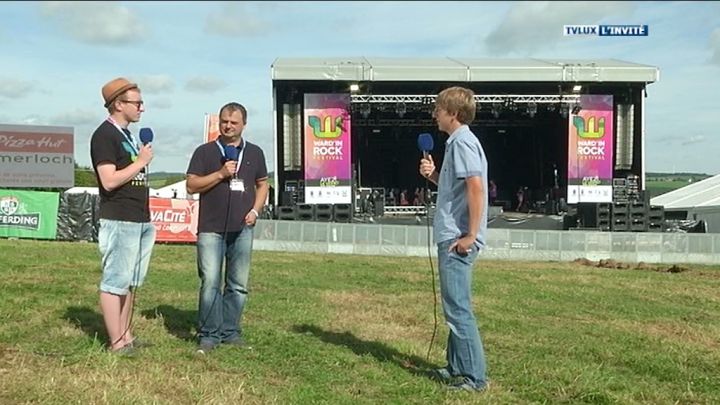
120,99,144,108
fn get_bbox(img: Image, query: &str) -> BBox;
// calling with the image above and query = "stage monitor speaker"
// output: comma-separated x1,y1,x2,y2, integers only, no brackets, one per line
315,204,332,222
296,204,314,221
333,204,352,223
277,206,296,221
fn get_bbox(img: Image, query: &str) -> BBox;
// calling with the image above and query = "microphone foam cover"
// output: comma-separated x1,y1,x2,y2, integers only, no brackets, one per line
224,144,240,161
139,127,154,144
417,133,434,152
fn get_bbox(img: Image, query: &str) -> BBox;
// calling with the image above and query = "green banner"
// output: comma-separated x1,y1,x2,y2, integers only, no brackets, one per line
0,189,59,239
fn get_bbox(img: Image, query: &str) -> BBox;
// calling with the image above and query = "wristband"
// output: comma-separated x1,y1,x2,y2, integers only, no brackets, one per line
250,208,259,217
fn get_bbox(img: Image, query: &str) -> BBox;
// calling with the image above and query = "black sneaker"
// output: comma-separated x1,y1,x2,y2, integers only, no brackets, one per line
447,376,488,392
196,341,216,355
222,337,246,347
428,367,453,383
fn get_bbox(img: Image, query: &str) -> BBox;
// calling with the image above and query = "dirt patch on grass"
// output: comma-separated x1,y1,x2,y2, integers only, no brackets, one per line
573,258,691,273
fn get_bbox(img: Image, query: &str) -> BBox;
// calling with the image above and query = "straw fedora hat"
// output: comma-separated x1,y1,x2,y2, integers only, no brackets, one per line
102,77,138,108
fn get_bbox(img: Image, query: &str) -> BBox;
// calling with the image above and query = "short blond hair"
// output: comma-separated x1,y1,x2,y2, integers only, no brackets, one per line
436,86,476,125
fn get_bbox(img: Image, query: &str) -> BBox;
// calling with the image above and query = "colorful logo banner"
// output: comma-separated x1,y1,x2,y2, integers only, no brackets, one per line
0,189,59,239
149,197,199,243
304,94,352,204
567,94,614,204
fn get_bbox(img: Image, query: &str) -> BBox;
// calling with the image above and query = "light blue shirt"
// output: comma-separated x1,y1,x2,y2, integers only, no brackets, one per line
433,125,489,248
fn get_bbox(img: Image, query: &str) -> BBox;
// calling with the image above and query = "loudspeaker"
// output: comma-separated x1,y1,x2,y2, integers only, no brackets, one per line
296,204,314,221
333,204,352,223
315,204,332,222
277,206,296,220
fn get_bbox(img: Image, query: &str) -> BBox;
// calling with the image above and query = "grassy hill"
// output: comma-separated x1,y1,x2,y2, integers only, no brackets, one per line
645,172,712,198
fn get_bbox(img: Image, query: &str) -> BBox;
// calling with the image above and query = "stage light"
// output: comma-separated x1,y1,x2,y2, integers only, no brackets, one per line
395,102,407,118
491,102,501,118
572,84,582,93
350,84,360,92
360,103,371,118
560,105,569,118
527,102,537,118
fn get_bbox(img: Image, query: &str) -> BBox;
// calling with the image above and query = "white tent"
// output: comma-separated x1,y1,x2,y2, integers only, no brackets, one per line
651,174,720,232
64,187,99,194
152,180,197,200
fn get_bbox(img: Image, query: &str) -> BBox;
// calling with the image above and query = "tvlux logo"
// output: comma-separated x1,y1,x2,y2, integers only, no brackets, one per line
564,25,648,37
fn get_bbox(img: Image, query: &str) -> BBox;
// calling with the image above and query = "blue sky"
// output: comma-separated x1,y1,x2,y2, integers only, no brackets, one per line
1,1,719,174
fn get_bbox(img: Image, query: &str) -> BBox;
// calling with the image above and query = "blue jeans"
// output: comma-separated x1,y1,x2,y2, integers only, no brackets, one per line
98,219,156,295
437,239,488,387
196,227,254,345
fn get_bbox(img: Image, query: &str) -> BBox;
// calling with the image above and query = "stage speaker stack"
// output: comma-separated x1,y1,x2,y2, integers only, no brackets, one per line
333,204,352,223
612,178,629,203
315,204,333,222
611,201,629,231
277,206,297,220
626,175,640,201
296,204,314,221
648,205,665,232
597,203,611,231
629,198,649,232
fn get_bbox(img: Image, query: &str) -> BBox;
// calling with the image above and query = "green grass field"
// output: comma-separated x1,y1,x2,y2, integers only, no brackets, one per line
1,239,719,404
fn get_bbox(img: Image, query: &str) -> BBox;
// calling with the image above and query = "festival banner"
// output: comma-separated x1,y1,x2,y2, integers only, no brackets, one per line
149,197,199,243
567,95,614,204
203,113,220,143
303,94,352,204
0,189,59,239
0,124,74,188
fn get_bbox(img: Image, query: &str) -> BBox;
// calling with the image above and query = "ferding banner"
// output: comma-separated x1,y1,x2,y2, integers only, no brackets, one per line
567,95,614,204
0,189,59,239
304,94,352,204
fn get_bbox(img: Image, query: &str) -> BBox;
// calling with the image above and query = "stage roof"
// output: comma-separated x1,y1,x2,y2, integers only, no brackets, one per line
271,57,660,83
651,174,720,210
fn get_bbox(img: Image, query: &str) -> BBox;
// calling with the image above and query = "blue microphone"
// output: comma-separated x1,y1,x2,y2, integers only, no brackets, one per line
417,133,434,159
139,128,154,145
224,144,240,161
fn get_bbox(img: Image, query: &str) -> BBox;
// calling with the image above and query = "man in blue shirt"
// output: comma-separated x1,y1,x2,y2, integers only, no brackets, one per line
419,86,489,392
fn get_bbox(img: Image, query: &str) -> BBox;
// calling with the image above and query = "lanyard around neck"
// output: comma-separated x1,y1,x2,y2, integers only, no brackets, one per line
107,117,138,155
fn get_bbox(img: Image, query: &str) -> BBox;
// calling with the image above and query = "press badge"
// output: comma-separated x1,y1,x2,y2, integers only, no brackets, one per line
230,178,245,192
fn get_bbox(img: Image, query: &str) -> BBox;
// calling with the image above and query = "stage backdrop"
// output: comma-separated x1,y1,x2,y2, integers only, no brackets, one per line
567,94,614,204
149,197,198,243
0,124,74,188
0,189,59,239
303,94,352,204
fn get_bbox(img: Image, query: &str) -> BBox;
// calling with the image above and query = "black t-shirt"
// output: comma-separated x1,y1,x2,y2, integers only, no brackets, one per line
186,139,268,233
90,120,150,222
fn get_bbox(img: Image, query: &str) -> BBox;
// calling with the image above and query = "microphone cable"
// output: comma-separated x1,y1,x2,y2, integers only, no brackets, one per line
423,172,439,362
111,159,148,350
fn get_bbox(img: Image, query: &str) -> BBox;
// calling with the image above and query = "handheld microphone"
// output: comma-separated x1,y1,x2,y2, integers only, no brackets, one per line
223,144,240,161
139,128,154,145
417,133,434,159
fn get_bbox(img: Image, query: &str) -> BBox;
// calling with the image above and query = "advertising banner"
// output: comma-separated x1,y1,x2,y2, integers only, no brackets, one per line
303,94,352,204
149,197,199,243
567,95,614,204
0,124,74,188
0,189,59,239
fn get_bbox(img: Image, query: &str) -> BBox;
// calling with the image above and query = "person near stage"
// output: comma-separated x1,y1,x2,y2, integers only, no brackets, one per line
186,102,269,354
90,77,155,355
418,86,489,392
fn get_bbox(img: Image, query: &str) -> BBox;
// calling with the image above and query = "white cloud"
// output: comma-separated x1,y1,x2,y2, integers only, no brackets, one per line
681,135,706,146
484,1,635,55
204,3,268,37
51,108,98,127
185,76,227,94
709,28,720,66
0,78,34,98
39,1,148,46
135,74,174,94
152,98,173,110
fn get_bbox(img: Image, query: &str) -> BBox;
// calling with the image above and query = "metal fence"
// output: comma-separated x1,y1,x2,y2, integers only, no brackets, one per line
253,220,720,264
